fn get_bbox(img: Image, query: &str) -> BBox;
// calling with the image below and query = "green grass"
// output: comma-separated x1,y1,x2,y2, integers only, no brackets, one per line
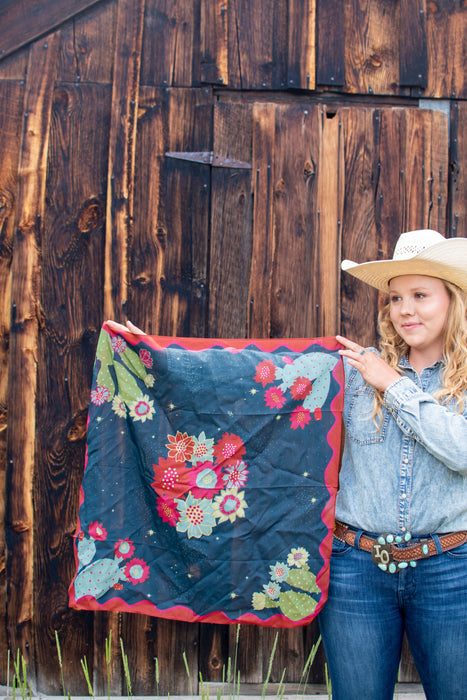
6,627,330,699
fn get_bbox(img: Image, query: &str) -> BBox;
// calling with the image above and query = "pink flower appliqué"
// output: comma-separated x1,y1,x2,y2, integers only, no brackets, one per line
89,522,108,540
156,496,181,526
124,558,150,585
290,406,311,430
290,377,313,401
90,386,110,406
139,348,153,368
264,386,286,409
254,359,276,387
111,336,127,354
114,538,135,559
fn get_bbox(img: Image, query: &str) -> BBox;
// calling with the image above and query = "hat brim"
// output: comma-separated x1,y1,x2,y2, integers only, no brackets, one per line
342,238,467,292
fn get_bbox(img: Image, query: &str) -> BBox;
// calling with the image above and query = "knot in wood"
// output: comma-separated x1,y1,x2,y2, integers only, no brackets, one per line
303,159,315,181
78,200,103,233
275,178,287,197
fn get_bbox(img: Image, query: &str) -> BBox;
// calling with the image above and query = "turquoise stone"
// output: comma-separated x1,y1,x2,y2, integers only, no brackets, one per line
395,536,402,543
389,563,397,573
422,544,429,555
404,532,412,542
377,536,385,544
378,563,388,571
398,562,408,569
410,560,417,567
387,534,394,543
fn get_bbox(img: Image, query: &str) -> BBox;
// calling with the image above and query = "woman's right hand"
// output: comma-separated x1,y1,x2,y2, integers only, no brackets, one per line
105,320,145,335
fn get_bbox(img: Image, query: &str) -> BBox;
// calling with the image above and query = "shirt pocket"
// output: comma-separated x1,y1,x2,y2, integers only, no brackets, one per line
345,385,390,445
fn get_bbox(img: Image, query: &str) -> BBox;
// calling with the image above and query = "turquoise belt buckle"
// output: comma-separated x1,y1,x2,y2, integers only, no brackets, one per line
371,532,417,574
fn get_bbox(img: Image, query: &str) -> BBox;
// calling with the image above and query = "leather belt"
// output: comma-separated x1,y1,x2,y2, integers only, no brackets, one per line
334,521,467,574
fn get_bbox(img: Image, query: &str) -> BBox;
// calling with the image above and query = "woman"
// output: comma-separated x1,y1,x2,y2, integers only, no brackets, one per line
319,229,467,700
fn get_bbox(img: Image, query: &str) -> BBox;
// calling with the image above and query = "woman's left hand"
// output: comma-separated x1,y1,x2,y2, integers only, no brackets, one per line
105,320,145,335
336,335,401,393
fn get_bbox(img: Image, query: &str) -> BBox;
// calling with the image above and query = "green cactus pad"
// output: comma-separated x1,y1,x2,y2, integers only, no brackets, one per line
287,568,320,594
278,590,317,621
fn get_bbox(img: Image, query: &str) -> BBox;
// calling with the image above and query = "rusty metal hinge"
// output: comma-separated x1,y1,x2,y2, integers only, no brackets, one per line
165,151,251,169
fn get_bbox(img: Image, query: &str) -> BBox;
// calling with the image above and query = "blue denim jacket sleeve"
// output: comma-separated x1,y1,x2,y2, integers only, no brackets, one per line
383,376,467,475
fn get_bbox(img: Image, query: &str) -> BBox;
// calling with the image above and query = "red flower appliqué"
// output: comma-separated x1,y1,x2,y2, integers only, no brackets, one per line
188,462,223,498
214,433,246,467
114,538,135,559
152,457,191,499
290,406,311,430
254,359,276,387
89,522,107,540
166,431,195,462
290,377,313,401
264,386,286,409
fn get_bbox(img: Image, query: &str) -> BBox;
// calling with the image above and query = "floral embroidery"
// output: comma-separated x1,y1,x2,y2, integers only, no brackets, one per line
89,522,107,540
144,374,155,388
156,496,181,526
264,386,286,409
91,386,111,406
139,348,153,368
214,433,246,466
124,558,150,585
188,462,223,498
252,547,319,621
290,406,311,430
213,488,247,523
287,547,309,568
254,359,276,387
253,351,339,431
269,561,290,582
152,457,191,499
222,461,249,488
290,377,313,401
166,431,196,463
129,395,155,422
112,395,126,417
114,538,135,559
111,337,127,354
176,494,217,539
190,432,214,465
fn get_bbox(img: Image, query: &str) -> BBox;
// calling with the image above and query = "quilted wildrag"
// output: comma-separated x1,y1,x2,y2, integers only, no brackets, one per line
69,325,344,627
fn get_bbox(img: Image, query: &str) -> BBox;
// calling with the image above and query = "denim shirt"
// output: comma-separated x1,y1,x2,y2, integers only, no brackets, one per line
335,352,467,535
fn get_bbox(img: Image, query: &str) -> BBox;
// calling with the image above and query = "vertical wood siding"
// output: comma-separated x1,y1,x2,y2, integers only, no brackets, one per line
0,0,464,693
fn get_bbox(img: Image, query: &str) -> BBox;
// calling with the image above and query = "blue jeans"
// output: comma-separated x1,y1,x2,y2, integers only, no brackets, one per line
318,535,467,700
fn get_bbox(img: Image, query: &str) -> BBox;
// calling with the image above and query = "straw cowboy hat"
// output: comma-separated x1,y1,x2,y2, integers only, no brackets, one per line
341,229,467,292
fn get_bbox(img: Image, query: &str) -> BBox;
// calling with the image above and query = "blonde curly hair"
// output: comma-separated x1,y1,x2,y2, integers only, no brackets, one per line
374,280,467,419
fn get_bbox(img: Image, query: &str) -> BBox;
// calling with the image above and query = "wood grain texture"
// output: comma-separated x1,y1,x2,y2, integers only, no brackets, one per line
0,0,103,59
316,0,345,87
288,0,316,90
104,0,145,320
399,0,427,87
200,0,228,85
140,0,201,87
33,81,110,695
425,0,467,98
449,101,467,239
344,0,403,96
208,102,253,337
228,0,288,89
0,80,25,680
6,32,61,665
58,0,118,84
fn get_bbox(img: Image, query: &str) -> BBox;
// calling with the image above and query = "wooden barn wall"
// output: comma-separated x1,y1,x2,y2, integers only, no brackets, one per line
0,0,464,694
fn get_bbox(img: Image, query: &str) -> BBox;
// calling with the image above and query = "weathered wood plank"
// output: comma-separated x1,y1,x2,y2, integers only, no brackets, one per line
247,102,276,337
5,32,61,668
140,0,201,87
344,0,403,96
399,0,427,88
200,0,228,85
288,0,316,90
129,86,211,336
0,47,28,80
58,0,118,84
208,102,253,337
227,0,288,90
34,82,110,695
449,101,467,239
0,80,25,682
425,0,467,98
0,0,103,59
316,0,345,87
104,0,145,319
270,104,321,338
